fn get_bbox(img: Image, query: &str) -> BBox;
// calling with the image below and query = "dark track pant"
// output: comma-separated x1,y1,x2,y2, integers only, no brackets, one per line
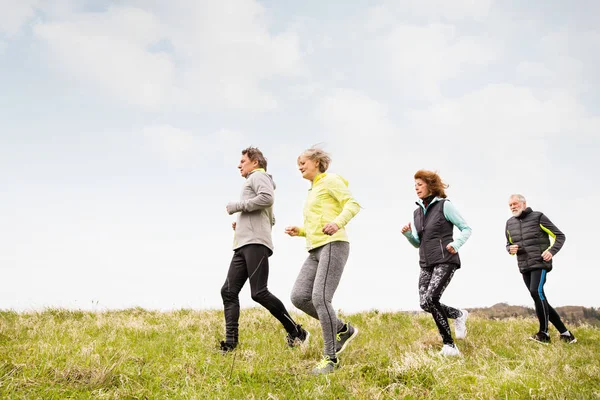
418,264,462,345
221,244,297,344
522,269,567,334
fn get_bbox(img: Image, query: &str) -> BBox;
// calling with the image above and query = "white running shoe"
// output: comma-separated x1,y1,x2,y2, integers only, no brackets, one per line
440,343,461,357
454,309,469,339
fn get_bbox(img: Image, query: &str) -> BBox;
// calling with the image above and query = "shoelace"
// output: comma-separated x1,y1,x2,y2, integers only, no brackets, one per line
316,356,335,369
336,325,348,342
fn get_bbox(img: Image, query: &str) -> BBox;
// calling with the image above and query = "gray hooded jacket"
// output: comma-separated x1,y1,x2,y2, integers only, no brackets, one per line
227,169,276,252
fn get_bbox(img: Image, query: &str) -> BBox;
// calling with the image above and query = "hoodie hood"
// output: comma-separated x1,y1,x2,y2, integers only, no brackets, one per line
248,168,276,189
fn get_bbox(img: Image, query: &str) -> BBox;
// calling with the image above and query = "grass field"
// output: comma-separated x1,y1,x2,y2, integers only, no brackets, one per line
1,308,599,399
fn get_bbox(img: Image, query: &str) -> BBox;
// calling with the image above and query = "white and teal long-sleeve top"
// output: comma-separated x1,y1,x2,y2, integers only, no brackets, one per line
402,197,472,252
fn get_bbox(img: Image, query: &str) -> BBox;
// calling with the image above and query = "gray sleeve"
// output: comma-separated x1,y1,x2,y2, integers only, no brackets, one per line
235,172,274,213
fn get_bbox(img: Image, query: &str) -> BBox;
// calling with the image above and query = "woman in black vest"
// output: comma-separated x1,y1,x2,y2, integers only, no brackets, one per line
401,170,472,356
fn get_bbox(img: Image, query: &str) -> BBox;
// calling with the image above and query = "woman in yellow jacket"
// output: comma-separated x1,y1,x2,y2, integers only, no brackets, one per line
285,146,361,375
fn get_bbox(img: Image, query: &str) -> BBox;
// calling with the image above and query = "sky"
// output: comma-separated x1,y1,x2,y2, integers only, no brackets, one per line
1,0,599,314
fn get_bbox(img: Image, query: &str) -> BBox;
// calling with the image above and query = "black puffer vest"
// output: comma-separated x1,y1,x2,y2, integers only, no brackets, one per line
505,207,560,273
414,199,461,269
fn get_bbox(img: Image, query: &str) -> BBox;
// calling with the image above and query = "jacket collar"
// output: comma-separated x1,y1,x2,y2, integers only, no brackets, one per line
312,172,327,186
516,207,533,219
246,168,265,178
416,196,442,211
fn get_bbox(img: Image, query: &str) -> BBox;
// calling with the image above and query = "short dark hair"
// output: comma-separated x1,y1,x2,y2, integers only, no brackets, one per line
241,147,268,170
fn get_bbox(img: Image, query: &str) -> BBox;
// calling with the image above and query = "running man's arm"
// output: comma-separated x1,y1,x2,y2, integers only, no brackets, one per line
505,222,521,255
227,172,274,214
505,223,512,252
443,201,472,252
539,213,566,255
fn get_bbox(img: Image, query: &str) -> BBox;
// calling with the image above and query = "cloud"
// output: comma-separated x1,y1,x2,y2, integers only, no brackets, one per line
147,0,304,110
406,84,593,140
400,83,600,194
34,6,174,109
365,0,493,32
31,0,304,111
516,61,556,83
375,24,496,100
406,0,494,22
314,82,599,196
315,89,395,140
0,0,40,52
0,0,40,36
418,0,493,21
143,125,195,161
538,30,600,95
312,89,408,200
315,84,595,154
355,2,499,101
142,124,243,164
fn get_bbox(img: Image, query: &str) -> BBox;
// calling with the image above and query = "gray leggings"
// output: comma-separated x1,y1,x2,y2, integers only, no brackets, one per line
291,241,349,358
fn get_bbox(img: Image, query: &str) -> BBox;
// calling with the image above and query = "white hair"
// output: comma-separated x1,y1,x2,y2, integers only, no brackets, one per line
509,194,527,203
299,146,331,173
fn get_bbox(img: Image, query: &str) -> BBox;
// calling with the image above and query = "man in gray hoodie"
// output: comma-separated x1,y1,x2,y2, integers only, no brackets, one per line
220,147,309,352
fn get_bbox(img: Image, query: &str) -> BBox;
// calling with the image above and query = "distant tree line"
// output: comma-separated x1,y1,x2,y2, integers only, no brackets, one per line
467,303,600,327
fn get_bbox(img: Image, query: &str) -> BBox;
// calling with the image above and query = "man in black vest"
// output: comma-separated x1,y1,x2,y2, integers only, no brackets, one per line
505,194,576,344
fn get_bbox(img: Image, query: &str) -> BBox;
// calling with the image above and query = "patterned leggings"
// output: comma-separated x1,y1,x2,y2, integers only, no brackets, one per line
419,264,462,345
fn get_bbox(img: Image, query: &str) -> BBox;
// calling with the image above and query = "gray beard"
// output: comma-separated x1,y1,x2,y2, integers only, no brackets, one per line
512,209,523,217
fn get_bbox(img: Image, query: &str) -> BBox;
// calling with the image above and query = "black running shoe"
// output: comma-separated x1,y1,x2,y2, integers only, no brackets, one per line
286,324,310,348
219,341,237,353
529,332,550,344
335,323,358,355
559,332,577,344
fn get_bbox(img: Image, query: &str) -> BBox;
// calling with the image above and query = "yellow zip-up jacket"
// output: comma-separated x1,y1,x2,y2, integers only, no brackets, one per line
298,173,360,251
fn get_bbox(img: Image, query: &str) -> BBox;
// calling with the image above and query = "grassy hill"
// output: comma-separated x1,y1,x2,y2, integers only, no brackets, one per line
1,308,599,399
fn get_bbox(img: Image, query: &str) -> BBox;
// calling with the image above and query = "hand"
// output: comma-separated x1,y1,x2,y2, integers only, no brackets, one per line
446,244,457,254
232,222,236,231
541,250,553,261
509,245,519,255
322,222,339,236
285,226,300,236
401,222,412,234
226,202,240,215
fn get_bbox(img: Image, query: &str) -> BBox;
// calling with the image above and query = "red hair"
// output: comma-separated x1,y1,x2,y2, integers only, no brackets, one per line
414,170,449,198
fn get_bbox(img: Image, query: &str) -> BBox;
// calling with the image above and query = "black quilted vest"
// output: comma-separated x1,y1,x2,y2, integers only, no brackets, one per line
413,199,461,269
506,208,555,272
